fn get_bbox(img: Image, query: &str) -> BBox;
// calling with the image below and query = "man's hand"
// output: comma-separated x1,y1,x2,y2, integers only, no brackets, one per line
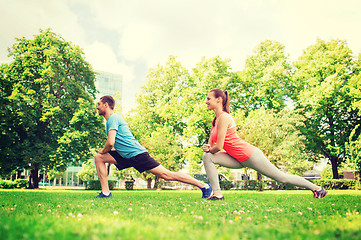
98,148,105,154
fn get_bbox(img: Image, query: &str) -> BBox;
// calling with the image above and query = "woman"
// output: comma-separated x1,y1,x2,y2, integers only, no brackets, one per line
202,89,328,200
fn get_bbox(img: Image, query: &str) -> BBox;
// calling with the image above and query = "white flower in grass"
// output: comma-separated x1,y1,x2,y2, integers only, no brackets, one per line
128,208,133,211
140,207,145,210
113,211,119,215
57,205,61,208
298,211,303,215
77,213,83,218
247,217,252,221
307,207,313,211
183,208,187,212
47,209,51,213
229,220,234,224
38,204,41,207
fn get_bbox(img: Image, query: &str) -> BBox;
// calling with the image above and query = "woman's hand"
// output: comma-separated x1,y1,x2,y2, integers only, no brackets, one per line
202,144,211,152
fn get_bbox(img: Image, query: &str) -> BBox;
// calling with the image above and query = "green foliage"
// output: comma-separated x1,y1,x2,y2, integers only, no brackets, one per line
0,179,28,189
0,29,103,187
236,108,314,175
293,39,361,179
47,169,65,181
112,165,140,181
87,180,117,190
77,160,96,183
13,179,28,188
229,40,293,114
125,181,134,190
140,126,184,188
0,180,17,189
311,179,359,190
345,125,361,172
219,180,233,190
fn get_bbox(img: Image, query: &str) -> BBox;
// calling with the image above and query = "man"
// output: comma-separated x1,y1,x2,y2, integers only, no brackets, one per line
94,95,212,198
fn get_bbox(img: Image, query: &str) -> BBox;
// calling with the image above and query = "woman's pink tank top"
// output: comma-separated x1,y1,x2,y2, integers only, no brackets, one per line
210,124,255,162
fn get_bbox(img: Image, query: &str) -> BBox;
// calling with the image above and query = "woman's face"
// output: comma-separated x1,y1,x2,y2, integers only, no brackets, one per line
206,91,220,110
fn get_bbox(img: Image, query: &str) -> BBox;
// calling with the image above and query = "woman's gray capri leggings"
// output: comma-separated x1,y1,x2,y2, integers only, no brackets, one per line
203,148,319,193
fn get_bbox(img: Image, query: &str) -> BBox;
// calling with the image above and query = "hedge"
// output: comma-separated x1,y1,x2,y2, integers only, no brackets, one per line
310,179,361,190
86,180,117,190
232,179,360,190
0,179,28,189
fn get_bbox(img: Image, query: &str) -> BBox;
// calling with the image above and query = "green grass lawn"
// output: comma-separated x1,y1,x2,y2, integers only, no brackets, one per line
0,189,360,240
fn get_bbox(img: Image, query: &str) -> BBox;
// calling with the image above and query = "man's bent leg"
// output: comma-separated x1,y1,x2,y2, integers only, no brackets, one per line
94,153,117,194
149,165,206,189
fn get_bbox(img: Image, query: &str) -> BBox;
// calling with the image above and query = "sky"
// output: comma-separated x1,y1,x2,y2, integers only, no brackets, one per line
1,0,360,113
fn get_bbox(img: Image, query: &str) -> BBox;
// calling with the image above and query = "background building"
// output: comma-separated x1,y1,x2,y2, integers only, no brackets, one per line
95,70,123,103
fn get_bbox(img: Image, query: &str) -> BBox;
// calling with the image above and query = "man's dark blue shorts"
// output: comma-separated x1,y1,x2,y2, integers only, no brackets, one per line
108,151,160,173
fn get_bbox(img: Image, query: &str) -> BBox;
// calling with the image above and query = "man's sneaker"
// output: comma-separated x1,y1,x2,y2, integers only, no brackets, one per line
201,183,213,199
95,192,113,198
312,187,328,199
207,195,224,201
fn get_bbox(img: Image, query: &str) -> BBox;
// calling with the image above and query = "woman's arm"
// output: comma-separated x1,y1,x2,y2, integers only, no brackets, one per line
209,115,230,154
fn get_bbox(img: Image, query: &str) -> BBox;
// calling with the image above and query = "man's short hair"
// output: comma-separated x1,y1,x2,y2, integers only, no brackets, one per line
100,95,115,110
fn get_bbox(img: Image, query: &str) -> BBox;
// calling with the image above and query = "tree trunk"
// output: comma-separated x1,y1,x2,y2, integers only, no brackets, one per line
153,176,160,189
257,172,263,191
147,178,152,189
29,166,40,189
330,157,339,179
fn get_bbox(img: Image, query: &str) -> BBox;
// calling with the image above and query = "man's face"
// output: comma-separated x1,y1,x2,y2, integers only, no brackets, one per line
96,100,107,116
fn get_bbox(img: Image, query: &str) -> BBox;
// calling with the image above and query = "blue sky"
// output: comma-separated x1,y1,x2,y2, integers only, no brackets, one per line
1,0,360,112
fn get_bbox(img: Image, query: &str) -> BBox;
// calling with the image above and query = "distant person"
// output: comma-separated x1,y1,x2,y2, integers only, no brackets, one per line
202,89,328,200
94,95,212,198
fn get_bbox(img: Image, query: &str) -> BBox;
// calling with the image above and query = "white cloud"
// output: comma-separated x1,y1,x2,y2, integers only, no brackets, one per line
1,0,361,112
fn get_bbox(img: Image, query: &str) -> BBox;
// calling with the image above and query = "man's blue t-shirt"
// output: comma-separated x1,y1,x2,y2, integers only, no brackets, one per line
106,113,147,158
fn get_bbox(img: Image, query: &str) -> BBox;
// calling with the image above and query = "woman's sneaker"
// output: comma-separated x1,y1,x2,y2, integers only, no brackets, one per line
207,195,224,201
312,187,328,199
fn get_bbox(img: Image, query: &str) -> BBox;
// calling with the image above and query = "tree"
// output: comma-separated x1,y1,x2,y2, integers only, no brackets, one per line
183,56,233,146
293,39,361,179
235,108,314,175
0,63,22,177
140,126,184,189
228,40,294,115
127,55,191,140
77,159,96,188
1,29,102,188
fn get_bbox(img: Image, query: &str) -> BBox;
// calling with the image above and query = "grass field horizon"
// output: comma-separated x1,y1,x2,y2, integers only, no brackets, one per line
1,189,360,239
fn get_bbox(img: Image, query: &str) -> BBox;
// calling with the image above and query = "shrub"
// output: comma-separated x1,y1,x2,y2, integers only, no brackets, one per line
87,180,117,190
14,179,28,188
125,181,134,190
311,179,358,190
0,180,17,189
220,180,233,190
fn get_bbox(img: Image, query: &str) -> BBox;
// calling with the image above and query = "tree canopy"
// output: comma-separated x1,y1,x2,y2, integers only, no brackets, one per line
0,29,104,187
